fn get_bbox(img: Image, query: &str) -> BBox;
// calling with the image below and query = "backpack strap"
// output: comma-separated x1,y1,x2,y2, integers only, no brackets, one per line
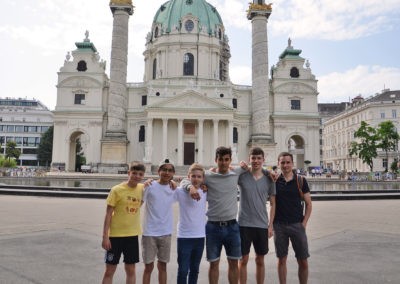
296,174,304,200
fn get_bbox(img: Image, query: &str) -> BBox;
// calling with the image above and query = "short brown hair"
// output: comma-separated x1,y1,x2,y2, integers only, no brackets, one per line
188,163,205,176
249,147,264,157
215,146,232,159
129,161,146,172
277,152,293,162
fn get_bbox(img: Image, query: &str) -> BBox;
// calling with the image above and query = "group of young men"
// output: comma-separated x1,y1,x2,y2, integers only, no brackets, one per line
101,146,312,284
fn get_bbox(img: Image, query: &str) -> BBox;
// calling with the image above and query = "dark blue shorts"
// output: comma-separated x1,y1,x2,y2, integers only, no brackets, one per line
104,236,139,265
206,220,241,262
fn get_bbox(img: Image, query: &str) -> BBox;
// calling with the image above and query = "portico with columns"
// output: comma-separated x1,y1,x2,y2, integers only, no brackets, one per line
52,0,320,173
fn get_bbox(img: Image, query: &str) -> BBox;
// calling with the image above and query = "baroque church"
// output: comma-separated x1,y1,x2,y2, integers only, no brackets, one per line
52,0,320,173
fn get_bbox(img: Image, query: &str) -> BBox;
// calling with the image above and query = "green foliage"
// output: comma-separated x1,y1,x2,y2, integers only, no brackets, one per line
0,154,17,167
349,121,378,172
5,141,21,162
390,160,399,173
376,121,400,172
37,126,54,167
304,160,311,165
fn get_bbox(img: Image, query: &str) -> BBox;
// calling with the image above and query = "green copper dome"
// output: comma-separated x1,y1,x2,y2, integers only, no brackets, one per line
153,0,224,35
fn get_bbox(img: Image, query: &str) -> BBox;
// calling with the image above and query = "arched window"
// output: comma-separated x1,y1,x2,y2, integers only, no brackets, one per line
154,27,159,38
183,53,194,76
77,60,87,72
152,59,157,79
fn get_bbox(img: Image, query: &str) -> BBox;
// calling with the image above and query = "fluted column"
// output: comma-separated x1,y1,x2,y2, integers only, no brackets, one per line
197,119,204,164
213,119,219,151
162,118,168,159
177,119,183,166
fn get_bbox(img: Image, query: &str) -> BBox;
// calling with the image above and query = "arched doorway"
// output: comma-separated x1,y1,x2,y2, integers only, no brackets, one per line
287,135,305,171
68,131,88,172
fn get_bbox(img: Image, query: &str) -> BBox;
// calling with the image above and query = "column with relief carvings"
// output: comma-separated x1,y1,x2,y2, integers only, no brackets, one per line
197,119,204,164
106,1,133,136
100,1,133,171
177,119,183,166
247,1,272,143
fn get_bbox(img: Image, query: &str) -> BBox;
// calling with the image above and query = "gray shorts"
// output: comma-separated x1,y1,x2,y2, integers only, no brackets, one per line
273,222,310,259
142,235,172,264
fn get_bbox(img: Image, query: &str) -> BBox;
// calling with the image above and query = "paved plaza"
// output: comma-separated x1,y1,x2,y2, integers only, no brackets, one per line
0,195,399,283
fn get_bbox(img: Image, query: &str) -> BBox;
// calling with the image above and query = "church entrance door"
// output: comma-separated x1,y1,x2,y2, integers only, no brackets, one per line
184,142,195,165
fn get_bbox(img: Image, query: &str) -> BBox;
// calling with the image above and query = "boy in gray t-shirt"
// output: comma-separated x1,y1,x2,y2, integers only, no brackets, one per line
237,147,276,284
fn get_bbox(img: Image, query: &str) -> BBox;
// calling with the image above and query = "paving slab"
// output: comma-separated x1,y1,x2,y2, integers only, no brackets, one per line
0,196,399,283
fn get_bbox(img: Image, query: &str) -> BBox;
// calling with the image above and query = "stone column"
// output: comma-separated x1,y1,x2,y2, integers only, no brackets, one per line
197,119,204,164
144,119,153,163
162,118,168,159
213,119,219,151
106,2,133,137
100,1,133,172
248,2,272,143
177,119,183,166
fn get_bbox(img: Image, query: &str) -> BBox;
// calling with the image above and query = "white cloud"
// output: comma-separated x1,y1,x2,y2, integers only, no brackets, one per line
270,0,400,40
318,65,400,102
230,65,252,85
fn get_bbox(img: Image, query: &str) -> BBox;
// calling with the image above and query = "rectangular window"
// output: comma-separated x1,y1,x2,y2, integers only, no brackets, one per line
24,126,37,132
381,112,385,119
15,125,24,132
291,100,301,110
23,148,38,154
74,94,85,105
142,95,147,106
15,137,22,146
383,158,388,169
7,125,15,132
392,110,397,118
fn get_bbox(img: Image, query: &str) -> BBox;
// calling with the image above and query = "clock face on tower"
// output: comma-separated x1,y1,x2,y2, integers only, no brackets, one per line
185,20,194,32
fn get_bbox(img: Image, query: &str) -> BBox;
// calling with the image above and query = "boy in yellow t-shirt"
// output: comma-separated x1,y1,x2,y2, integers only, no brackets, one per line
101,162,145,284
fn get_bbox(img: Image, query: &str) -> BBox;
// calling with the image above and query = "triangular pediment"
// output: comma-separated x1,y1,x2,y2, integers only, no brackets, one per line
147,91,232,110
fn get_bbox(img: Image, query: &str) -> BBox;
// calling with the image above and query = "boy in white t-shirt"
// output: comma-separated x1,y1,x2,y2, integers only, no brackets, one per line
176,163,207,284
142,159,177,284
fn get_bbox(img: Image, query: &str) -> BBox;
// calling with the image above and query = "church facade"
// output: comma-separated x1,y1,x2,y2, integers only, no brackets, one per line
52,0,320,173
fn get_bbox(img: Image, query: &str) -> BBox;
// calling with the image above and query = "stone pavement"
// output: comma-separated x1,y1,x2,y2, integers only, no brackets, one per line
0,195,399,283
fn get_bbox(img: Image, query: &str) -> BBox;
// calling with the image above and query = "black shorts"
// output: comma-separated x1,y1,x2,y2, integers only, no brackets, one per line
104,236,139,265
239,226,269,256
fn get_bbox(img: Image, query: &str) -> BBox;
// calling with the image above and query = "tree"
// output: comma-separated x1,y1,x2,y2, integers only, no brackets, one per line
37,126,54,167
5,141,21,162
349,121,378,172
376,121,400,172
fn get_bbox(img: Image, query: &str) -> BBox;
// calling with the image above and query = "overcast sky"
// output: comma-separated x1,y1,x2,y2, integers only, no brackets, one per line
1,0,400,110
